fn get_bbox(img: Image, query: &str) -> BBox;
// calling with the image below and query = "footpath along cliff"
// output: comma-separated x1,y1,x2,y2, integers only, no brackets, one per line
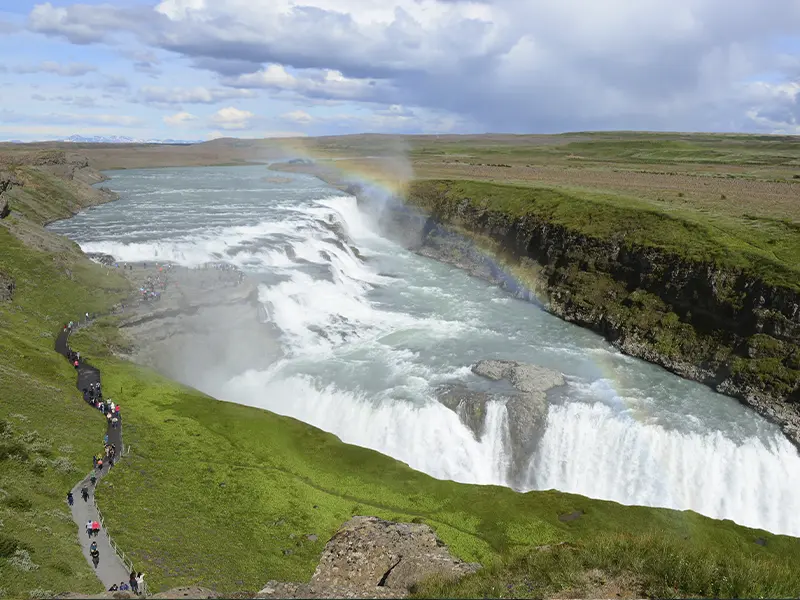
345,177,800,447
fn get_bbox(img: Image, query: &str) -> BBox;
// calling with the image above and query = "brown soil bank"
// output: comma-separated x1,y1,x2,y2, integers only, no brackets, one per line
400,179,800,448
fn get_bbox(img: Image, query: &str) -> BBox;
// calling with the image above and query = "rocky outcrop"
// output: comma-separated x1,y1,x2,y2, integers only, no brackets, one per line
384,181,800,449
0,171,20,219
437,385,493,439
437,361,565,484
257,516,481,599
473,360,565,482
472,359,565,391
0,271,14,301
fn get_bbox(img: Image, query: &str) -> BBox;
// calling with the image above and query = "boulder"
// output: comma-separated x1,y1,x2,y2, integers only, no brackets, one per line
258,516,481,599
0,271,14,301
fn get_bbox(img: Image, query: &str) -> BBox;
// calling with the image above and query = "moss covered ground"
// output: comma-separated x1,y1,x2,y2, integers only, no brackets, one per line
408,179,800,292
1,152,800,598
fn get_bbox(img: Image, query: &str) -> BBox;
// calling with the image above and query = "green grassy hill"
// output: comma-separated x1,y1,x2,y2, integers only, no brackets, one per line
1,158,800,599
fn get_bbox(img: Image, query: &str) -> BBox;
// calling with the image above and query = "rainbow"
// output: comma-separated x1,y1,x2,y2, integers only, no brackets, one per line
277,137,646,424
274,138,412,198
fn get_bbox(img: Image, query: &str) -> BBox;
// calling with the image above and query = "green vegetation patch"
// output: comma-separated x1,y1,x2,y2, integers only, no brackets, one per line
408,179,800,291
0,229,130,599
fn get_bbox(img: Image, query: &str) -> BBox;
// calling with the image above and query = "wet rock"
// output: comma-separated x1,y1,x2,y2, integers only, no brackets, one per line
436,385,494,439
258,516,480,599
348,245,364,261
86,252,117,266
558,510,584,522
471,360,565,484
471,359,564,392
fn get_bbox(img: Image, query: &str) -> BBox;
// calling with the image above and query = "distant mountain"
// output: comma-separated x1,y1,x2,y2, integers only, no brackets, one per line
58,135,202,145
1,135,202,144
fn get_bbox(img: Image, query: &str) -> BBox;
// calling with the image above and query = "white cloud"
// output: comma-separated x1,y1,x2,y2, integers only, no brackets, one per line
140,85,257,105
228,64,389,103
14,61,96,77
163,111,198,126
282,110,315,124
21,0,800,134
210,106,255,130
280,104,467,134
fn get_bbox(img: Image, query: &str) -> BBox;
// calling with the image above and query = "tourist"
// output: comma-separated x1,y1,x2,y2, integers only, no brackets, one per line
90,472,96,486
96,458,103,471
90,547,99,568
104,433,109,445
81,486,89,502
92,520,100,536
130,572,139,594
108,584,118,592
112,416,119,429
67,491,73,506
136,572,145,594
119,582,130,591
86,519,92,537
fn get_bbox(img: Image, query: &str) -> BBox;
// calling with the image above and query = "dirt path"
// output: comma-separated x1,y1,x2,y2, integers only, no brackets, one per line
56,326,135,592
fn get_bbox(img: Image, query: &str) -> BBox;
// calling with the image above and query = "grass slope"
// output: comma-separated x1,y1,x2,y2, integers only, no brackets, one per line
0,230,130,599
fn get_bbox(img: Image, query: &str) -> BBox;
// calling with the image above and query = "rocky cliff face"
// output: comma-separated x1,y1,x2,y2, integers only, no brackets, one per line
359,181,800,449
0,171,20,219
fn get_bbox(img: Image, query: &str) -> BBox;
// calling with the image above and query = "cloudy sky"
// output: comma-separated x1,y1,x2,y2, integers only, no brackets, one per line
1,0,798,141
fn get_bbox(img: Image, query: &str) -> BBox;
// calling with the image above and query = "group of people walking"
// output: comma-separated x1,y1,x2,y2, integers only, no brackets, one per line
60,318,146,596
108,572,145,594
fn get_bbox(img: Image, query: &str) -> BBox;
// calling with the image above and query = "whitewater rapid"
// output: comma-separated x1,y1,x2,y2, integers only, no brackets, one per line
48,165,800,537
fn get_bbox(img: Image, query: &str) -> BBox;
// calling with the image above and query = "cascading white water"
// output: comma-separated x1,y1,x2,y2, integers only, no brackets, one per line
48,165,800,538
529,401,800,535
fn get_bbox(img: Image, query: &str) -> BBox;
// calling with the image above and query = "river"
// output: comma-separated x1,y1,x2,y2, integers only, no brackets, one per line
48,164,800,537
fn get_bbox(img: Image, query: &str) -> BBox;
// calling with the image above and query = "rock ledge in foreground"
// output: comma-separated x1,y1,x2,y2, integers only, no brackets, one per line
257,516,481,599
